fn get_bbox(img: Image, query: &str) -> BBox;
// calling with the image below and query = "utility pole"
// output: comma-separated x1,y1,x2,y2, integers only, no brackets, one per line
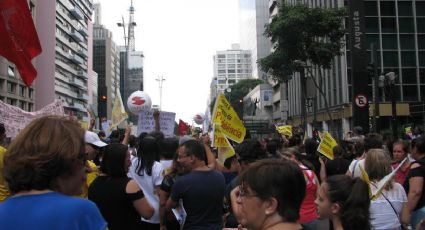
371,43,380,133
156,76,165,110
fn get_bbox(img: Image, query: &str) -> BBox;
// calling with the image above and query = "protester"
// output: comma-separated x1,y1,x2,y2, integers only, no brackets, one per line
344,126,365,143
0,123,9,202
129,135,164,229
159,155,189,230
303,138,321,180
235,159,306,230
159,137,179,171
281,147,319,229
392,140,412,185
347,133,383,178
365,149,409,229
226,139,267,228
81,130,108,198
315,175,371,230
89,143,154,230
323,145,351,179
0,116,107,229
166,140,225,230
405,137,425,228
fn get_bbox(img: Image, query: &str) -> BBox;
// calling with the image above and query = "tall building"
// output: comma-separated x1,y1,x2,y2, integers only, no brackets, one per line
210,44,253,101
93,24,120,120
239,0,271,80
32,0,93,120
0,1,37,111
269,0,424,138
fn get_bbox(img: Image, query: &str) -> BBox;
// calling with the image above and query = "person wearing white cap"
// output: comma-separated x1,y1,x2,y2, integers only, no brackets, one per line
80,131,108,198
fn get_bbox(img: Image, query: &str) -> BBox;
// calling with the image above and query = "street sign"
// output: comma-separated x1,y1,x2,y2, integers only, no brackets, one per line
355,94,368,108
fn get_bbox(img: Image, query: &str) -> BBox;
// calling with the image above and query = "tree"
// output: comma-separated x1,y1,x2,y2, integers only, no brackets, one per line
209,79,264,117
259,4,346,82
259,3,346,129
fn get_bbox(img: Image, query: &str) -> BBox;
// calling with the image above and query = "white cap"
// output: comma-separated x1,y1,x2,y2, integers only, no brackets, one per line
85,131,107,147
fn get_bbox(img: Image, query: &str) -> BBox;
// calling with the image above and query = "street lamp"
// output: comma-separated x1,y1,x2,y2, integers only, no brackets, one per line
380,71,398,139
156,75,165,110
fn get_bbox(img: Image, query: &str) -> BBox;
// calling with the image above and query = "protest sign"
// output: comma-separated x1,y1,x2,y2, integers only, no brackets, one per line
137,110,176,137
0,100,64,138
211,93,246,143
317,131,337,160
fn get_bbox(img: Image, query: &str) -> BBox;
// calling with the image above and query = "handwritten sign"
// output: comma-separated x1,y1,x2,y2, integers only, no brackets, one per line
137,110,176,137
0,100,64,138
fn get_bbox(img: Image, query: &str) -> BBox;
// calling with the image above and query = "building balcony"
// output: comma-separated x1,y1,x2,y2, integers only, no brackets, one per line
69,77,85,89
77,49,88,58
77,92,89,101
78,26,88,37
68,53,83,65
70,30,83,43
76,70,88,79
69,7,84,20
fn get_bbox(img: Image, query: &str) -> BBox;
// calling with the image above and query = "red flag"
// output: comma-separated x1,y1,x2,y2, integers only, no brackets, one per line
178,119,189,136
0,0,42,87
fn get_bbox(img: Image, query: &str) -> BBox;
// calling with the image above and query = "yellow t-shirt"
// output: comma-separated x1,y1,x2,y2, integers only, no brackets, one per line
0,146,10,201
79,160,98,198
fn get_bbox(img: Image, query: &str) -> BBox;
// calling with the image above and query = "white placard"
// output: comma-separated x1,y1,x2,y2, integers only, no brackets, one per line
137,110,176,137
0,100,64,138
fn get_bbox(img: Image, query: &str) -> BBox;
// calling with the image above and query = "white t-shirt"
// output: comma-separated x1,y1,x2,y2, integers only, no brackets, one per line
370,182,407,229
348,159,365,178
129,158,164,224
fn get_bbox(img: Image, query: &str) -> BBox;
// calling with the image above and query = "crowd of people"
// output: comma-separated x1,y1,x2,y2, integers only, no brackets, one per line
1,116,425,230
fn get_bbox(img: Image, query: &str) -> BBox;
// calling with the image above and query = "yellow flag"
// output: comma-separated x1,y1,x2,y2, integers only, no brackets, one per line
276,125,292,137
213,124,236,165
212,93,246,143
110,90,128,131
359,165,373,199
316,131,337,160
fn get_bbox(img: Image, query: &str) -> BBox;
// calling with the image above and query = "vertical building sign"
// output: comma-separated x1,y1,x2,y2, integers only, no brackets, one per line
348,0,369,133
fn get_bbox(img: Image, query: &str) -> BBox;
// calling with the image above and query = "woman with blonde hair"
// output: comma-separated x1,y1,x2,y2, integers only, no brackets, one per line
365,149,409,229
0,116,107,230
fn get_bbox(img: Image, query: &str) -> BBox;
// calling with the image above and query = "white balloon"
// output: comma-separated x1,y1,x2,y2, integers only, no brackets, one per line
127,91,152,115
193,113,205,125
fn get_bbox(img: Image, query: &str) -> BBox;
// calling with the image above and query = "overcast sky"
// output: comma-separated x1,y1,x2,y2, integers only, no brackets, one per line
96,0,240,124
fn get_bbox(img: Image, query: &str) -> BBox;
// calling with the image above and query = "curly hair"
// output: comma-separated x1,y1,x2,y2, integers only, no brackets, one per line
4,116,85,193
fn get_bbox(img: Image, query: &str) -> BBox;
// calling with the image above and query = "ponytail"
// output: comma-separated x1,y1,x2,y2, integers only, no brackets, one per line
326,175,371,230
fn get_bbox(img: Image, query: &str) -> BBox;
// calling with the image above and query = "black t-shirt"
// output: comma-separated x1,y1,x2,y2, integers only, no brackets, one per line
171,170,225,230
404,156,425,210
88,176,145,230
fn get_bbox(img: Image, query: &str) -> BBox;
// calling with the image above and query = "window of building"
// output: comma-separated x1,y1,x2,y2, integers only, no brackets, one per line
227,59,236,64
228,79,236,84
228,69,235,73
401,51,416,67
383,51,399,67
28,103,33,111
417,2,425,16
365,1,378,16
403,85,418,101
217,54,225,58
398,1,413,16
366,34,379,49
418,18,425,33
29,89,33,99
402,68,417,84
419,35,425,50
382,34,398,49
380,1,395,16
227,54,236,59
419,52,425,67
244,54,250,58
400,35,415,50
381,18,396,33
218,70,226,73
420,69,425,84
19,101,25,110
8,66,15,78
365,17,379,33
19,85,25,97
218,80,226,84
399,18,414,33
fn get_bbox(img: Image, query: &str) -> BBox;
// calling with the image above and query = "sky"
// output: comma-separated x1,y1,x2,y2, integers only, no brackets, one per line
96,0,240,123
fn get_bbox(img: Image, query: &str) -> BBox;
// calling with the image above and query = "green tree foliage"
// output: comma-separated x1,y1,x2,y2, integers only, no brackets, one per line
259,3,346,82
209,79,264,116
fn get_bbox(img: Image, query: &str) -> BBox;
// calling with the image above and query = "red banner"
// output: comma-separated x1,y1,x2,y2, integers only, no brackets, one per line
0,0,42,87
